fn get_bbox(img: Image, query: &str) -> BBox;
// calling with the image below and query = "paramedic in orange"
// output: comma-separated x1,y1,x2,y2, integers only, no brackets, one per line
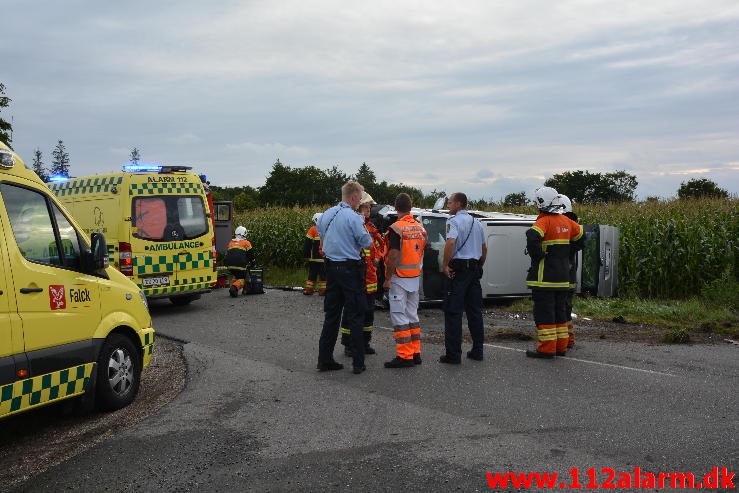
303,213,326,295
225,226,255,297
341,192,385,356
525,187,583,358
383,193,427,368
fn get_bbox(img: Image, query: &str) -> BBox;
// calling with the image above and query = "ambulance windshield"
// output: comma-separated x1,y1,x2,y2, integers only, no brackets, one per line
133,196,209,241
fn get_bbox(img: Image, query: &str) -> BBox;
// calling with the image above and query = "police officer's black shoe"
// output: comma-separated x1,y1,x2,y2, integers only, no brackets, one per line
413,353,422,365
353,365,366,374
466,351,483,361
229,285,238,298
343,347,352,357
364,345,376,355
384,357,414,368
316,361,344,371
439,355,461,365
525,350,554,359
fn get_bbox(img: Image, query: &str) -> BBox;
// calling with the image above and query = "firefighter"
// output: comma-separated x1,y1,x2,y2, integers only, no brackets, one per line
341,192,386,356
383,193,427,368
552,194,579,349
303,212,326,295
224,226,255,297
525,187,583,358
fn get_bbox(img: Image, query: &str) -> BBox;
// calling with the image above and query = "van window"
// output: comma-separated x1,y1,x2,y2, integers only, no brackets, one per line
133,195,208,241
0,184,83,268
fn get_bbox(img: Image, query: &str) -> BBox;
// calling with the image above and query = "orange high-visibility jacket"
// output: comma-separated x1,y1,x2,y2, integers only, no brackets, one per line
362,219,386,293
303,225,324,262
225,239,254,271
388,214,427,278
525,213,583,289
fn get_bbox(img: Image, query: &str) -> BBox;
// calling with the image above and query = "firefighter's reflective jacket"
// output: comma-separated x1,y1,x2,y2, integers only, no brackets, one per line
303,225,323,262
362,219,385,293
525,212,584,289
225,238,254,271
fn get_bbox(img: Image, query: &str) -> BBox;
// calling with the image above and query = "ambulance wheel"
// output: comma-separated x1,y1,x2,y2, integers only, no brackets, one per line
169,294,200,306
95,333,141,411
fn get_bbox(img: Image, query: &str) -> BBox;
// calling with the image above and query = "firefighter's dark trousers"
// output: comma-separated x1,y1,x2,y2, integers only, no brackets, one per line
531,288,569,354
305,261,326,294
318,260,367,370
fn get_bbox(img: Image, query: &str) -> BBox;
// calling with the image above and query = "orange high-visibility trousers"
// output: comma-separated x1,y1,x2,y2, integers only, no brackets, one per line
304,279,314,294
392,323,415,360
536,324,558,354
409,324,421,356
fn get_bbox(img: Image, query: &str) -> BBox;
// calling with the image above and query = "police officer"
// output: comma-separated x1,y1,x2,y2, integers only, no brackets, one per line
440,192,487,364
316,181,372,374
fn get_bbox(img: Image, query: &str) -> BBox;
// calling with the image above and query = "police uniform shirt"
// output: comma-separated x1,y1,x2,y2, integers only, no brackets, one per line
446,209,485,260
318,201,371,261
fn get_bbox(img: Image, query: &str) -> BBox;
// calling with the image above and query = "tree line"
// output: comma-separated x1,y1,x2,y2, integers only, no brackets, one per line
0,82,730,206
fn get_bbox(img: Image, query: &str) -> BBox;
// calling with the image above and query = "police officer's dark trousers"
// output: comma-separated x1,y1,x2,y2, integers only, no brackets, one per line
443,262,484,361
319,260,367,369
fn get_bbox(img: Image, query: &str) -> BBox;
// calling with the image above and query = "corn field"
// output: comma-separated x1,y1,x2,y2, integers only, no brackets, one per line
234,198,738,299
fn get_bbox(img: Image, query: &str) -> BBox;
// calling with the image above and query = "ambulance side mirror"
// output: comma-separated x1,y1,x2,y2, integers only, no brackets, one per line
85,232,110,273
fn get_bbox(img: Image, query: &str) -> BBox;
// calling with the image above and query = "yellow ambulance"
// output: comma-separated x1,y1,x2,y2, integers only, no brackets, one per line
0,142,154,419
50,164,216,305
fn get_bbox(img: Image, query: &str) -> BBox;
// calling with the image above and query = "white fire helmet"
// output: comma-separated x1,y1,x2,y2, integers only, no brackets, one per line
311,212,322,224
534,186,563,213
552,194,573,213
359,192,376,206
234,225,248,238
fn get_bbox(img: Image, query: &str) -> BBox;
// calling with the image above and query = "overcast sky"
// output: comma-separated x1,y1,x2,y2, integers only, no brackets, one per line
2,1,738,200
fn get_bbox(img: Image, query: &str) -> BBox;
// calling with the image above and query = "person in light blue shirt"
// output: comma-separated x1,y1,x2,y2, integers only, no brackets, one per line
440,192,487,364
316,181,372,375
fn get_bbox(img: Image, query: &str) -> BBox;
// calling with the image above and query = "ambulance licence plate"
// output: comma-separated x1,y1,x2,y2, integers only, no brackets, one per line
141,276,170,287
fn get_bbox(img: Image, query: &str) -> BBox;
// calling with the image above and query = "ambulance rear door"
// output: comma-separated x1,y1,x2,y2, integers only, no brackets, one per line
129,178,212,297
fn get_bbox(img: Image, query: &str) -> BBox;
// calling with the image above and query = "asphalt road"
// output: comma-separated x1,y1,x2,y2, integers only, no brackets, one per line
9,289,739,492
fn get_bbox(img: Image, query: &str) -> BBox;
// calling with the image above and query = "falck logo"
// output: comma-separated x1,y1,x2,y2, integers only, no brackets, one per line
49,285,67,310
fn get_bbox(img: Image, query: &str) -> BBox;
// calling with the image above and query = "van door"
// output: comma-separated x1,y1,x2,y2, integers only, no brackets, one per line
0,183,101,374
131,193,211,296
0,221,18,384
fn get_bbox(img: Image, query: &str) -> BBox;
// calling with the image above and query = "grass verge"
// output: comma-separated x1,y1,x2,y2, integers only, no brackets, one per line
502,295,738,337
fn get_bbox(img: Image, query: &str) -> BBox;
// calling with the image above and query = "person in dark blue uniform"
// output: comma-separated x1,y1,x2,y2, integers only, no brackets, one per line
440,192,487,364
316,181,372,374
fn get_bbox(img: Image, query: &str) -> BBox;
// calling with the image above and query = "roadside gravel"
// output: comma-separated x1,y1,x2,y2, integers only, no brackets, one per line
0,336,185,491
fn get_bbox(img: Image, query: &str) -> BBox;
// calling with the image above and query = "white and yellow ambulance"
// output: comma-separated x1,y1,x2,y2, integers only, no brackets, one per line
0,142,154,419
50,164,216,305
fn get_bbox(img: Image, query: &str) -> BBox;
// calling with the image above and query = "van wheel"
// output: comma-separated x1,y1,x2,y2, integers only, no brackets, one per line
170,294,200,306
95,334,141,411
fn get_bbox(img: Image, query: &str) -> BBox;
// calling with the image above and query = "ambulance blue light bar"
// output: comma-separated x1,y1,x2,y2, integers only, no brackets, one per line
49,174,70,182
123,163,193,173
